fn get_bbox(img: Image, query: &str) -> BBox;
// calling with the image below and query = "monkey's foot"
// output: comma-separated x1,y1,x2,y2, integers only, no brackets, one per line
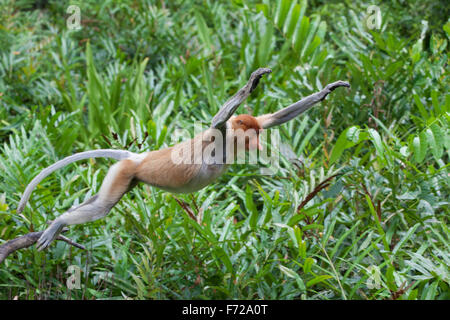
36,221,65,251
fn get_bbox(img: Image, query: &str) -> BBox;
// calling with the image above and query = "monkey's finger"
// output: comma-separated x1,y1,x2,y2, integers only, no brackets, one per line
36,239,53,251
251,67,272,77
36,231,55,251
326,80,350,92
36,237,48,251
249,68,272,92
35,240,46,251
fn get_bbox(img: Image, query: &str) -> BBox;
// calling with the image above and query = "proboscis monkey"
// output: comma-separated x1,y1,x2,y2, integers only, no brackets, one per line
16,68,349,250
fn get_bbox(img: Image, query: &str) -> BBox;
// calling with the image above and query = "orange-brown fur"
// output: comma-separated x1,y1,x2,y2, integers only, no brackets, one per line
112,117,261,192
231,114,261,132
135,144,201,191
106,159,138,202
231,114,262,150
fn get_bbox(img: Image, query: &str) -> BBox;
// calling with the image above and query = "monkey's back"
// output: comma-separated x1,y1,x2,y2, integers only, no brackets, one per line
134,131,229,193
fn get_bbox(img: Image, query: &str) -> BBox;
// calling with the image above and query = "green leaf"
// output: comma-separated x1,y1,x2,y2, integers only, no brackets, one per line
423,281,439,300
245,184,259,229
429,124,444,159
425,128,438,160
257,23,273,66
392,223,420,255
444,21,450,35
408,289,419,300
329,127,360,165
303,257,314,274
303,35,322,60
275,0,292,29
297,121,320,155
384,61,403,79
300,15,321,59
411,40,422,64
279,265,306,291
194,11,213,52
431,90,441,115
255,3,269,18
367,128,385,161
293,16,310,53
417,131,428,163
385,266,397,291
279,265,297,278
299,239,307,259
284,4,301,39
306,275,332,287
157,125,168,148
202,61,216,109
214,247,233,273
413,94,429,119
347,126,360,143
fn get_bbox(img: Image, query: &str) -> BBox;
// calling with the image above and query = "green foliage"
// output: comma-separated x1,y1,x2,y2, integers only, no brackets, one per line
0,0,448,300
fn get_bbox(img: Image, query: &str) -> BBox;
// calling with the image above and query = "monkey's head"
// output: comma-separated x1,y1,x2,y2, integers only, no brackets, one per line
231,114,263,151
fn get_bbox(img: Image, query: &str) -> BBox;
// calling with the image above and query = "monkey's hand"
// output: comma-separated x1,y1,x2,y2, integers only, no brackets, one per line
211,68,272,129
248,68,272,92
36,219,65,251
321,80,350,100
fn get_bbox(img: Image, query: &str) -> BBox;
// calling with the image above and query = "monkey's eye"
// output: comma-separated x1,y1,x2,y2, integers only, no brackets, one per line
237,120,243,125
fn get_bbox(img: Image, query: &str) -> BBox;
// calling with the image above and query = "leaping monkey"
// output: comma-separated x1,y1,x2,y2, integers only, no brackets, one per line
3,68,349,258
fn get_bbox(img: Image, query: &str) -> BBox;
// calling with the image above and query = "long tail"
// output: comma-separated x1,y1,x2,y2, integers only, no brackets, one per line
17,149,135,214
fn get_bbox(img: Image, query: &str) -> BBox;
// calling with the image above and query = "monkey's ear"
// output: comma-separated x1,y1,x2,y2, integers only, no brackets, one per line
211,68,272,129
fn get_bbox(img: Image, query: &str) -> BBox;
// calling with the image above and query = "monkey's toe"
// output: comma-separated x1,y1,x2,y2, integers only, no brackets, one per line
36,234,52,251
36,223,63,251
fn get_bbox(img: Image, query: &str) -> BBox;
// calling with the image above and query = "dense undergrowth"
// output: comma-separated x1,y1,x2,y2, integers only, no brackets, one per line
0,0,448,299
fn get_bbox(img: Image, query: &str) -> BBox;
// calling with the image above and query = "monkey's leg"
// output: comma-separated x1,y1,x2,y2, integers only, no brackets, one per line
36,159,137,251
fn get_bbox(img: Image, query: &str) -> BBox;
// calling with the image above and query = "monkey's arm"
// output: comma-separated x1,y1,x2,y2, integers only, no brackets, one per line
211,68,272,129
256,80,350,129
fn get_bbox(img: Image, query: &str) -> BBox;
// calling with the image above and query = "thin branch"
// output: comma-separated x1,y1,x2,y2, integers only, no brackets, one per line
173,196,197,221
297,174,339,213
0,229,85,264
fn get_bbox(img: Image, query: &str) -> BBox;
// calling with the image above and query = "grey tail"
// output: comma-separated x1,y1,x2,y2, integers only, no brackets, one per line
17,149,135,214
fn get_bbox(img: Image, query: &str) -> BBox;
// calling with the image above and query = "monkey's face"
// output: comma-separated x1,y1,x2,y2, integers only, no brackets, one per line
231,115,263,151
